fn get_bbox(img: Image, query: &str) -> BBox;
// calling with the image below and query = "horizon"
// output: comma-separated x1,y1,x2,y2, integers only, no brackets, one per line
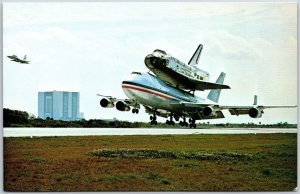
3,107,297,125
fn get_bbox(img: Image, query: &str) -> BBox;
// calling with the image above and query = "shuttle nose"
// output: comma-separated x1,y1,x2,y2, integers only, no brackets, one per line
144,54,167,69
144,54,154,68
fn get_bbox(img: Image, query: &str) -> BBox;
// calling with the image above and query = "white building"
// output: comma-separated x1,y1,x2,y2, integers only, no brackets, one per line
38,91,83,121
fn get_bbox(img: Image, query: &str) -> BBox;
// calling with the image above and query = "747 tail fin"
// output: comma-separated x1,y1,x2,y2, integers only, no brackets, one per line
207,72,226,103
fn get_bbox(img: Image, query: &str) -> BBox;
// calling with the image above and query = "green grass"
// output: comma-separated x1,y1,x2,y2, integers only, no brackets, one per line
4,133,297,191
90,148,253,161
24,156,52,164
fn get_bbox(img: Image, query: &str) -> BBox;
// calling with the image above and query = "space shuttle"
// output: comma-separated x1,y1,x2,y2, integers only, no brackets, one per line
144,44,230,91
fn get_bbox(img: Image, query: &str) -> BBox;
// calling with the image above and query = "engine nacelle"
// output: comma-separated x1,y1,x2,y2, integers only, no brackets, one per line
116,101,131,111
248,107,263,118
202,106,217,117
100,98,114,108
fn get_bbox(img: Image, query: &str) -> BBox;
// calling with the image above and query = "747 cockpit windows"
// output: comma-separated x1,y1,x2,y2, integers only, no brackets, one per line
131,72,142,75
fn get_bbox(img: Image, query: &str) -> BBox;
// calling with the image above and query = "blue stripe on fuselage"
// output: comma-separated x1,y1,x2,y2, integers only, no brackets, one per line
122,81,194,103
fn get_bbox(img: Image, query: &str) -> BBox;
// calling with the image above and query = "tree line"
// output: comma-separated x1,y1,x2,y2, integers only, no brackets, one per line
3,108,297,128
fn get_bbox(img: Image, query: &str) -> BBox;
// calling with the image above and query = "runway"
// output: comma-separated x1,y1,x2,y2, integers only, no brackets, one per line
3,127,297,137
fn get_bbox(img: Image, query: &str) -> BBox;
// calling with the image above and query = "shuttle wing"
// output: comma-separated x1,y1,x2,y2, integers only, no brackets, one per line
188,79,231,90
190,71,230,90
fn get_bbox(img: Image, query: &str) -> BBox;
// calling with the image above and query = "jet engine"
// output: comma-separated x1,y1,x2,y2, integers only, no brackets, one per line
248,107,263,118
100,98,114,108
202,106,217,117
116,101,131,111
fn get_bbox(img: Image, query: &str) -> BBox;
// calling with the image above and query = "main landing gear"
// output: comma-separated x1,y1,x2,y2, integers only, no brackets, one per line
166,115,175,126
179,117,188,127
150,114,157,125
165,115,196,128
189,118,197,128
132,108,139,114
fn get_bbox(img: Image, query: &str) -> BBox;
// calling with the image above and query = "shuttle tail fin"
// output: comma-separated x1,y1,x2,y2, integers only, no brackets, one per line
23,55,27,60
207,72,226,103
188,44,203,66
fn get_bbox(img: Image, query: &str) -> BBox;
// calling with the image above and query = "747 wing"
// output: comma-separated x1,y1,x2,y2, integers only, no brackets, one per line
176,95,296,120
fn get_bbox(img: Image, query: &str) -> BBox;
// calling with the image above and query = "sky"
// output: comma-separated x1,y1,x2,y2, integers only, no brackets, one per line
3,2,297,124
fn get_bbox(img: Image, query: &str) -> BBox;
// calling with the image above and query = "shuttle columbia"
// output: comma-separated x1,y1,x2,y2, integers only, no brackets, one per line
145,44,230,91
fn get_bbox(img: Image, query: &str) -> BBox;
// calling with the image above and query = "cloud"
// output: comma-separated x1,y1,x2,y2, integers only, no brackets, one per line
205,30,260,60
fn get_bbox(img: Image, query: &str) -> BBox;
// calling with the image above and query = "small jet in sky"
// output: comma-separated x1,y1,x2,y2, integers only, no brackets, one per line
98,45,296,128
7,54,30,64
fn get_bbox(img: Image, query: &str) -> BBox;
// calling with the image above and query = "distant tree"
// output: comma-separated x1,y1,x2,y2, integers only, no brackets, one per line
3,108,29,127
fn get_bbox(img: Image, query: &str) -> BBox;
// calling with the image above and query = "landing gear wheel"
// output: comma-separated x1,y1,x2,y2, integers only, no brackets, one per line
180,117,188,127
150,113,157,124
166,120,174,125
166,114,174,126
132,109,139,114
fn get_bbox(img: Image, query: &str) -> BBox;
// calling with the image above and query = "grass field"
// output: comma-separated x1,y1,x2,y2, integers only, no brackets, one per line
4,133,297,191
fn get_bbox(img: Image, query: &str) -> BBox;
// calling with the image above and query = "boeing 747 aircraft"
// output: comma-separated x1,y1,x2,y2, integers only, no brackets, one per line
98,70,296,128
7,54,30,64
